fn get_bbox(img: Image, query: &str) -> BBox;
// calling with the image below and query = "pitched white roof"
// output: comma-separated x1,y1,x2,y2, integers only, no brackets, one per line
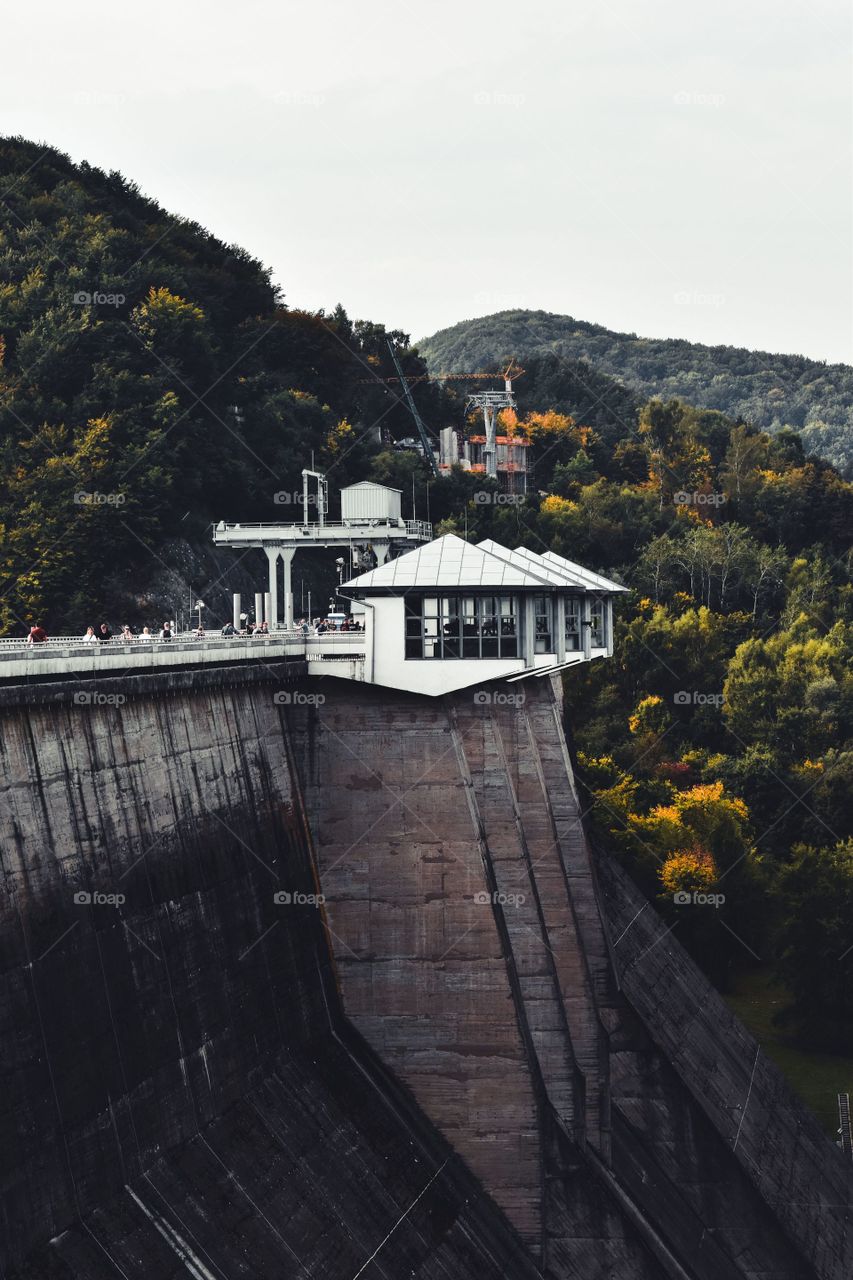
341,481,402,493
512,545,628,593
342,533,557,591
477,540,569,586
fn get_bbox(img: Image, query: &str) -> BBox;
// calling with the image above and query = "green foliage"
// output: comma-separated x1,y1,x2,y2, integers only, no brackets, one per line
775,841,853,1052
0,138,450,629
419,308,853,476
2,139,852,1053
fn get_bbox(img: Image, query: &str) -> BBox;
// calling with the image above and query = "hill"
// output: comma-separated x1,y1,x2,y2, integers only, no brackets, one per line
0,137,851,1074
418,309,853,475
0,137,446,631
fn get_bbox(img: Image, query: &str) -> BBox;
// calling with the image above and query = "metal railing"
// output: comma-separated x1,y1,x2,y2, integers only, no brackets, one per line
0,630,366,664
214,518,432,538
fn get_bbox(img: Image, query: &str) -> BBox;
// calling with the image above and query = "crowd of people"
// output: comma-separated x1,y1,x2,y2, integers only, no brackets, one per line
24,614,364,644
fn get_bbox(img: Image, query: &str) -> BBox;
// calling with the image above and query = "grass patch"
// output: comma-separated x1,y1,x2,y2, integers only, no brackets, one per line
724,967,853,1137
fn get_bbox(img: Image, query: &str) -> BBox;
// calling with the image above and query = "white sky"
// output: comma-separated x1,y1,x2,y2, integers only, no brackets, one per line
2,0,851,362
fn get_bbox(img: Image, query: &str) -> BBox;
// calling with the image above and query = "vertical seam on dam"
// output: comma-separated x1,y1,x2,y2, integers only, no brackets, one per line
446,697,548,1254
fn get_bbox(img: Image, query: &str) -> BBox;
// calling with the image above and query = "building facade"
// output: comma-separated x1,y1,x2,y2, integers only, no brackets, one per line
340,532,626,696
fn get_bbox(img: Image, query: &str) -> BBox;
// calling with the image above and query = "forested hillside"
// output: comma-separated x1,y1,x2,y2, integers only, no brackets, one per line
1,137,851,1063
0,137,448,631
419,309,853,475
374,395,853,1058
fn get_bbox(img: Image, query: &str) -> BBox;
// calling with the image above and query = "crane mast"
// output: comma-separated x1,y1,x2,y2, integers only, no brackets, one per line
386,340,440,478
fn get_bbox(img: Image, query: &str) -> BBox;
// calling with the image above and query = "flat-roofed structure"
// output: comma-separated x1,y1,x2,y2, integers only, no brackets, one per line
340,532,626,696
213,474,431,629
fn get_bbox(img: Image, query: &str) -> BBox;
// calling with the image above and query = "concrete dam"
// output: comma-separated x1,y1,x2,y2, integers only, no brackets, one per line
1,656,850,1279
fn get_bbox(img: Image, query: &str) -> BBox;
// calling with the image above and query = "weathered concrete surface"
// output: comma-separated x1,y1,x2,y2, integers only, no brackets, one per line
13,1036,542,1280
1,664,850,1278
0,666,539,1277
291,676,853,1279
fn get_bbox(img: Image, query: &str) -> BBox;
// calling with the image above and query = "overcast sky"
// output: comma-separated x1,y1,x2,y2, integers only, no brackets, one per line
3,0,851,362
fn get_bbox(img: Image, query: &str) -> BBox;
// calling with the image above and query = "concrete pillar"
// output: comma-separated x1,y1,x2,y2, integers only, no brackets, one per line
605,597,614,655
581,596,592,660
232,593,241,631
265,548,279,629
374,542,391,565
522,596,536,667
264,592,272,628
254,593,264,626
555,596,566,664
280,548,296,630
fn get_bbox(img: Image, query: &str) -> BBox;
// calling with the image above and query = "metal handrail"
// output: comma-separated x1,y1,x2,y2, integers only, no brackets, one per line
215,518,432,536
0,630,366,654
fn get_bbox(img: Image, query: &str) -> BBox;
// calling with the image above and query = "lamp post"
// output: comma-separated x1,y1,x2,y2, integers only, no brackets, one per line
195,600,205,634
335,557,345,612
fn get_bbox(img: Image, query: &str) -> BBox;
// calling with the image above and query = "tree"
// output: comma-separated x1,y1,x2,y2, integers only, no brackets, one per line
775,840,853,1052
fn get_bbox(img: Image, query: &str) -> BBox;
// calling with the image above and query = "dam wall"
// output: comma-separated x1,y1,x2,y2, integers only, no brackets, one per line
290,675,853,1280
0,664,538,1278
0,662,849,1277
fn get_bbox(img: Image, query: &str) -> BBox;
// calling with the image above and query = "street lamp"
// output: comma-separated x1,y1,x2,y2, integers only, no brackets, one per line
334,557,346,612
195,600,205,632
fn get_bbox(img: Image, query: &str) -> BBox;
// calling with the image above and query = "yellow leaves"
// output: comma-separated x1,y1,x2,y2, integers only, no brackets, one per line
659,849,718,896
628,694,668,736
629,779,750,865
541,494,578,515
683,779,724,804
325,417,355,459
22,267,46,296
140,285,205,324
518,409,577,443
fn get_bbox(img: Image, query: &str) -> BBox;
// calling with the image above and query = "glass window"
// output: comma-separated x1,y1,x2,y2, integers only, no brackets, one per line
590,597,605,648
534,594,553,654
404,593,520,659
565,598,581,649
